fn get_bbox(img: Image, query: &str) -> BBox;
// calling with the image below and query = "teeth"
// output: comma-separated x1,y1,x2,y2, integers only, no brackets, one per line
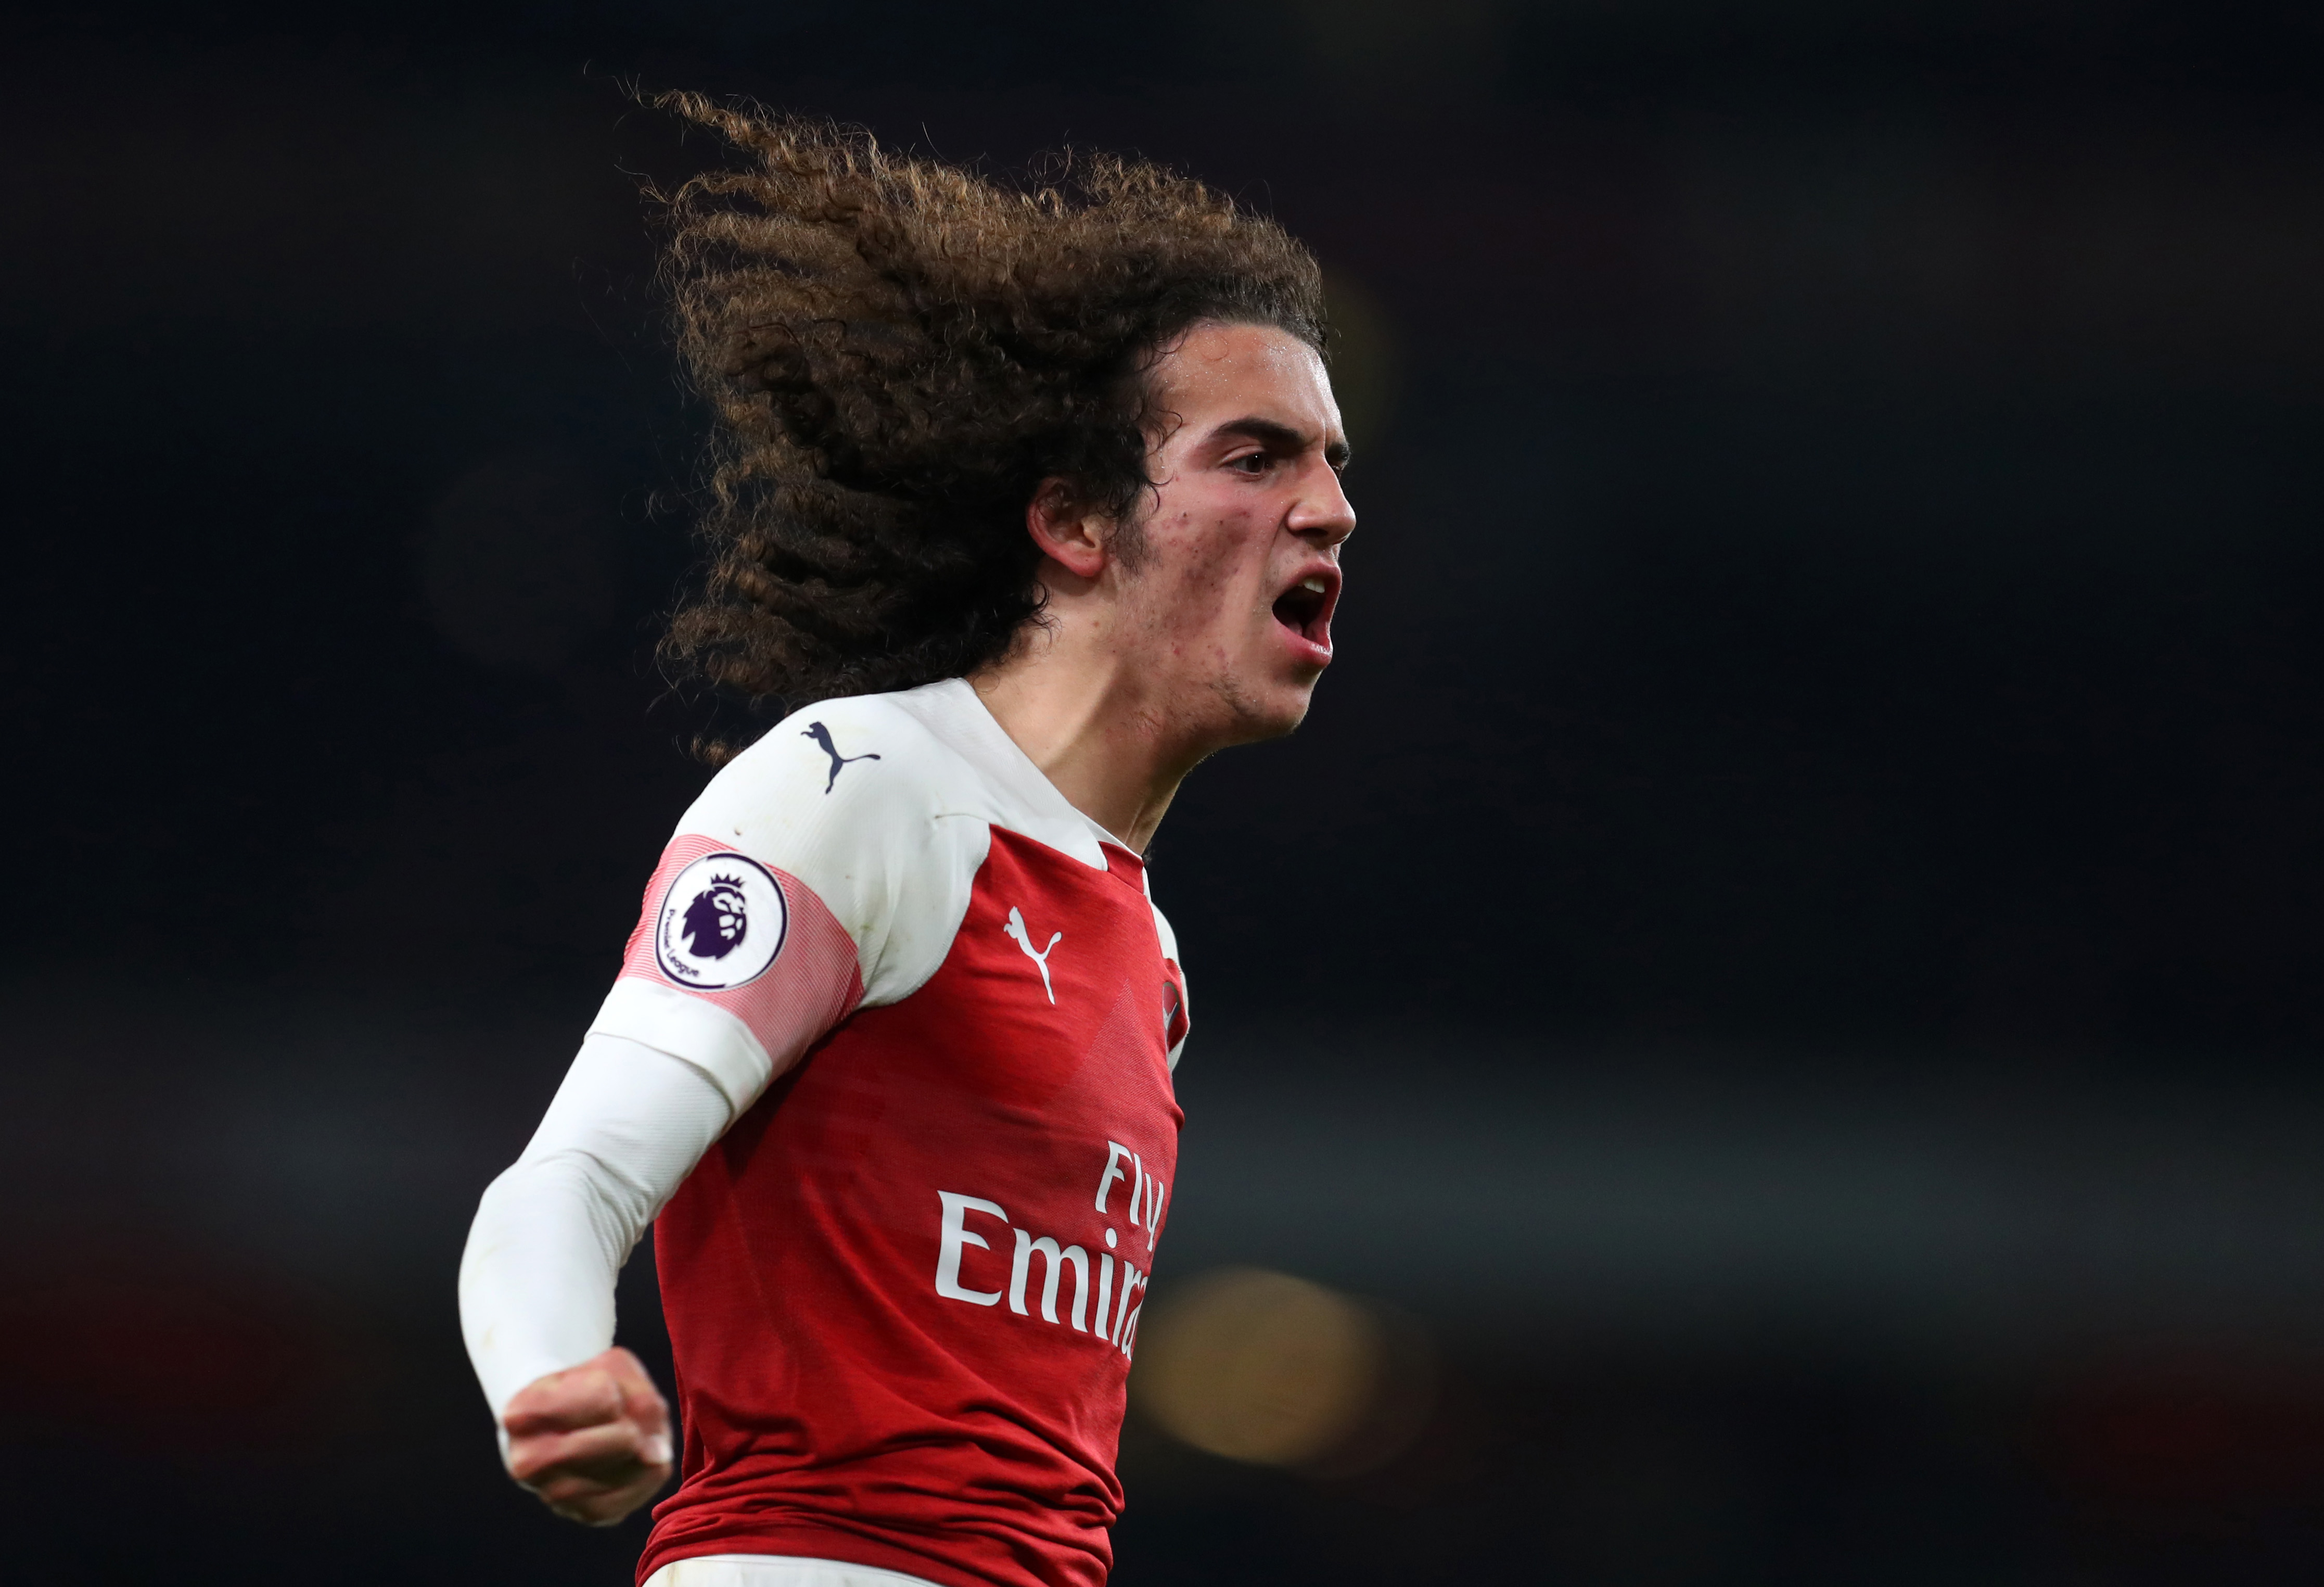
1300,576,1327,593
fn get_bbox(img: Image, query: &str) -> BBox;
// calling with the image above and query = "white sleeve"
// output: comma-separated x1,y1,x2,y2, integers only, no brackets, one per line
457,1032,735,1421
459,693,991,1424
583,694,985,1098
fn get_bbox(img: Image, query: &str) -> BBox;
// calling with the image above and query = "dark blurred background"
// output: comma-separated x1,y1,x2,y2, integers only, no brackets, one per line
8,1,2324,1581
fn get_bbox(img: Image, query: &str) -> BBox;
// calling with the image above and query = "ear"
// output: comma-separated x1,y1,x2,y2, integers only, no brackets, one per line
1026,478,1112,581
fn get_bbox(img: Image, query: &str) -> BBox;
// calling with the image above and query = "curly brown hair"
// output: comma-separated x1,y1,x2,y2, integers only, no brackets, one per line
650,94,1327,744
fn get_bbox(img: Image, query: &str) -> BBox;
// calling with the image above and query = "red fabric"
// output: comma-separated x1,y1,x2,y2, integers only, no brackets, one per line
616,832,865,1060
639,829,1187,1587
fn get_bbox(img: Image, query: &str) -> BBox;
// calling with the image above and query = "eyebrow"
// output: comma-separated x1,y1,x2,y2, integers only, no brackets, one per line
1215,416,1352,471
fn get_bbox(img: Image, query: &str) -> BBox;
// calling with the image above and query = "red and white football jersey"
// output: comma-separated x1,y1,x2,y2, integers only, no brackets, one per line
588,679,1190,1587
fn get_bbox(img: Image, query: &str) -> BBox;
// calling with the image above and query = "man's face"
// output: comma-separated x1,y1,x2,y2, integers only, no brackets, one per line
1119,321,1355,747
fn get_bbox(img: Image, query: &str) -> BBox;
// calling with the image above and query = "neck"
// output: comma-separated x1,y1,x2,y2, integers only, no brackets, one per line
967,614,1203,855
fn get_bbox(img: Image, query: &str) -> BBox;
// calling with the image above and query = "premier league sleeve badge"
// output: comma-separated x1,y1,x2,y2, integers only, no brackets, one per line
654,852,788,989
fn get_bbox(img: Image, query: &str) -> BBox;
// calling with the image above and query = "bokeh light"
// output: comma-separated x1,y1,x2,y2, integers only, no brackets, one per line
14,2,2324,1580
1132,1266,1431,1474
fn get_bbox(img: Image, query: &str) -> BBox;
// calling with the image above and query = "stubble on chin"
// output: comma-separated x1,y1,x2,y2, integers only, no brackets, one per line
1206,667,1313,748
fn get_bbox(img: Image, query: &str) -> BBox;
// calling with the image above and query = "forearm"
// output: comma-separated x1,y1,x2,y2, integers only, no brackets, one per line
461,1152,632,1417
458,1033,737,1419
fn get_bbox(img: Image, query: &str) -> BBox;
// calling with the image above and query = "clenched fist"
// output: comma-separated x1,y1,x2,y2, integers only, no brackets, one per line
502,1346,674,1526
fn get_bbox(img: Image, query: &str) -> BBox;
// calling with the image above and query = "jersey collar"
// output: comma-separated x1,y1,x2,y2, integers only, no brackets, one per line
911,678,1129,872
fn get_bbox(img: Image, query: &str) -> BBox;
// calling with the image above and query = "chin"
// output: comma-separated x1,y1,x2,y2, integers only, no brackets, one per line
1212,675,1319,746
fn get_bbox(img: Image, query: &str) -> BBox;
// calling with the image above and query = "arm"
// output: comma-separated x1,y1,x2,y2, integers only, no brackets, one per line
457,1032,739,1524
463,697,955,1519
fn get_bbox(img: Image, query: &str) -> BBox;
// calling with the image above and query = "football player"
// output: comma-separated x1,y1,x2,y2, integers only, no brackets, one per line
459,98,1353,1587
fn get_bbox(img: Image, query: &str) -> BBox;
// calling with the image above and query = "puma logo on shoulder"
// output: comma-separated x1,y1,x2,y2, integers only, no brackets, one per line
802,721,880,794
1003,907,1062,1004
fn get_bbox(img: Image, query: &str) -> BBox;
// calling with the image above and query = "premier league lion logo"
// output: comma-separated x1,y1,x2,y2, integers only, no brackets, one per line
681,874,749,960
654,850,787,989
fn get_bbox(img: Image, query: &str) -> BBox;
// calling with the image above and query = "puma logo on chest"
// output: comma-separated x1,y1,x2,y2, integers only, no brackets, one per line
1002,907,1063,1004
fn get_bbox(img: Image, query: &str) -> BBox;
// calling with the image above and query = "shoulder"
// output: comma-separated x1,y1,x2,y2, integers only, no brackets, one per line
676,684,993,1005
1143,878,1193,1072
1147,897,1182,967
683,689,963,838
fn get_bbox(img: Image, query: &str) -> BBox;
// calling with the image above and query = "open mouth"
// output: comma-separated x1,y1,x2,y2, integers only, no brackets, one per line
1271,573,1335,648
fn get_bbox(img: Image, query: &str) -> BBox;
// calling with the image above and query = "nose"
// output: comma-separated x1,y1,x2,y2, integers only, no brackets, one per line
1289,462,1356,550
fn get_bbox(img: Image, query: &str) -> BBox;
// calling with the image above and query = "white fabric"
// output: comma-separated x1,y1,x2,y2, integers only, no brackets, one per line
643,1556,941,1587
590,975,780,1110
458,1033,733,1418
623,679,1138,1008
459,680,1191,1422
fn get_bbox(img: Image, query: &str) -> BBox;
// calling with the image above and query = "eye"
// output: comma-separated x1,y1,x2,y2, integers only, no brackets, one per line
1228,451,1271,476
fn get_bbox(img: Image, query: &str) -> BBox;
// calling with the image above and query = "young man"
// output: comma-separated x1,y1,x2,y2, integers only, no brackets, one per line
458,101,1353,1587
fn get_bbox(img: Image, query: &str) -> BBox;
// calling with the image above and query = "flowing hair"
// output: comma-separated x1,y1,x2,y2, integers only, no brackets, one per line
651,94,1326,753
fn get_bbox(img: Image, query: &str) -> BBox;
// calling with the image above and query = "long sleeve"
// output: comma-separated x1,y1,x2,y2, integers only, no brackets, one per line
456,687,1008,1427
457,1032,737,1420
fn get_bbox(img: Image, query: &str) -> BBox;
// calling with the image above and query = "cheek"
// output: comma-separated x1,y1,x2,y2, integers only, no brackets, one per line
1148,504,1273,620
